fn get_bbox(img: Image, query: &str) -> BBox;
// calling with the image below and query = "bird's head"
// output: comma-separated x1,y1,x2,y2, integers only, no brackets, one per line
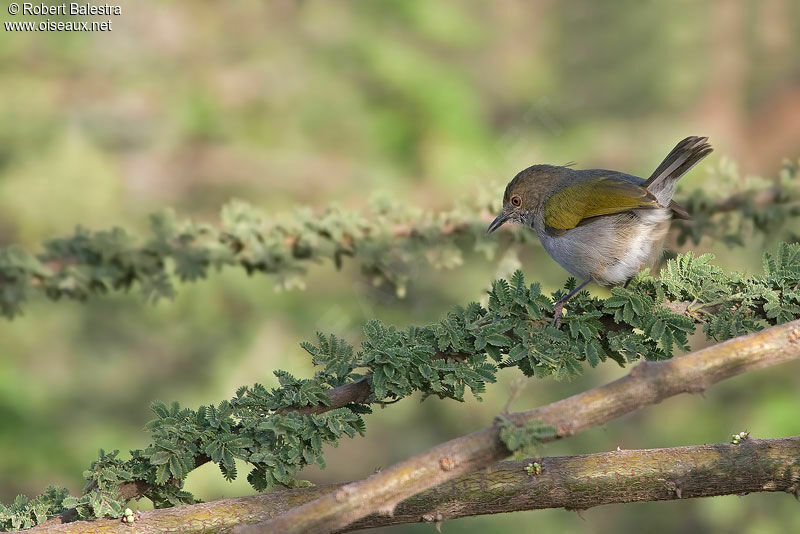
487,165,567,233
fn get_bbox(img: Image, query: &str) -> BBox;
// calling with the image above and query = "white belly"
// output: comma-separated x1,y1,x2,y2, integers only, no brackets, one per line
534,208,672,285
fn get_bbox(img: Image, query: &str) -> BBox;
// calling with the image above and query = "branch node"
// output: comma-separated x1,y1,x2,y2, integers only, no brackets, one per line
788,327,800,344
556,424,572,437
525,462,542,476
629,361,652,378
334,485,355,503
439,456,457,471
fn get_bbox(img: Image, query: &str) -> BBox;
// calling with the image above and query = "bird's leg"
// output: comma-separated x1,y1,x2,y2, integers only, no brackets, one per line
552,279,592,328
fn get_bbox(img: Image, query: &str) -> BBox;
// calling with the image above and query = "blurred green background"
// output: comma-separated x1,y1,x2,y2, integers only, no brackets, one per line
1,1,800,532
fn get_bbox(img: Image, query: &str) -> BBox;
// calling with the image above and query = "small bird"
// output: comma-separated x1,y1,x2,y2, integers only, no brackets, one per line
488,136,713,327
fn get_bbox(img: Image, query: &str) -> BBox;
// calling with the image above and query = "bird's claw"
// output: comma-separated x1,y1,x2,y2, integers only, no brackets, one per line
552,303,564,329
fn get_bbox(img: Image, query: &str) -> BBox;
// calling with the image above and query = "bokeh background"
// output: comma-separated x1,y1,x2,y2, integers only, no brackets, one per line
2,1,800,532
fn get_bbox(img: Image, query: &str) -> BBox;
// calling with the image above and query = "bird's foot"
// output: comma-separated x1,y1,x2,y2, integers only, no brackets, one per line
552,301,565,329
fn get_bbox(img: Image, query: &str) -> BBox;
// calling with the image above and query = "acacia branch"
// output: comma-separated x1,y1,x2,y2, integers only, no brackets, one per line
27,436,800,533
2,164,797,320
113,351,471,501
245,318,800,534
284,304,694,418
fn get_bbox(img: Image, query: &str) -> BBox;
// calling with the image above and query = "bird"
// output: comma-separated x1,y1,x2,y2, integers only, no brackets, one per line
487,136,713,327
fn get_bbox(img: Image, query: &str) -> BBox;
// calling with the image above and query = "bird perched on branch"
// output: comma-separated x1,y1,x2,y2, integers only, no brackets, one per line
488,136,713,327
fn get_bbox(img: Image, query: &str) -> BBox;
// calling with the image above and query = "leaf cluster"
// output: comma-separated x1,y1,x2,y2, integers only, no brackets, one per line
0,487,72,531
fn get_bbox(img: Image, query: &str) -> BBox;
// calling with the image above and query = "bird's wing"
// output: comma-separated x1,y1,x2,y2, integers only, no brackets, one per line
543,176,660,234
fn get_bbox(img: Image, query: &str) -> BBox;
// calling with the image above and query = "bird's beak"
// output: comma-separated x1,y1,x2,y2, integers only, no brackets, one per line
487,212,510,233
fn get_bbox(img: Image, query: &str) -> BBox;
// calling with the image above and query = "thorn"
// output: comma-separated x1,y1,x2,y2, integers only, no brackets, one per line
665,480,681,498
502,377,528,414
377,398,402,409
423,511,444,529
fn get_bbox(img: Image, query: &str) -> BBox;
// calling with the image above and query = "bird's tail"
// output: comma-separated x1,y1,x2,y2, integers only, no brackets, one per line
645,136,713,208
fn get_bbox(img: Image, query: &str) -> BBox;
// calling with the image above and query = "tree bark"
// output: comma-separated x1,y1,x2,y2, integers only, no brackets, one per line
26,437,800,534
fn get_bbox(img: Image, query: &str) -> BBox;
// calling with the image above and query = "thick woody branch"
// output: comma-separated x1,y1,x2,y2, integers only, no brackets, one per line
27,437,800,533
244,319,800,534
343,437,800,530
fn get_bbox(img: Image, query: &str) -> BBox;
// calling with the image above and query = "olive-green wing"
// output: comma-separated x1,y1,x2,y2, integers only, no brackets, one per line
543,177,660,234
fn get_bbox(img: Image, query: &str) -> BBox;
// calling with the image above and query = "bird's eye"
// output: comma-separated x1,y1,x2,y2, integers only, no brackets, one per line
510,194,521,207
